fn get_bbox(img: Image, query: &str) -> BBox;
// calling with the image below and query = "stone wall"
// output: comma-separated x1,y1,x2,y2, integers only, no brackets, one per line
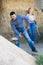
0,0,43,40
35,0,43,10
0,0,34,38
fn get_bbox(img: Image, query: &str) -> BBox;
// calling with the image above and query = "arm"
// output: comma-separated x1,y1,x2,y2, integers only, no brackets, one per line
34,15,37,25
34,20,37,25
20,14,29,20
22,14,30,29
10,21,20,36
20,14,30,27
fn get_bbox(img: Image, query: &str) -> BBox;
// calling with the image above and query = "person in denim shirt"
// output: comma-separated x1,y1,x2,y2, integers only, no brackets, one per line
10,11,37,52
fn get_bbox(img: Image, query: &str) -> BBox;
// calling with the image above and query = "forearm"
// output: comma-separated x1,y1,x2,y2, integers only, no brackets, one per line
34,20,37,25
10,22,20,36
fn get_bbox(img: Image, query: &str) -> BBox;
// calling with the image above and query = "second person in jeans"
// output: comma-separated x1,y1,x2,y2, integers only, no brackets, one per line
26,8,37,42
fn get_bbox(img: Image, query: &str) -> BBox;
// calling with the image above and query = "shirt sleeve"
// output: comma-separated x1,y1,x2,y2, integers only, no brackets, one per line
20,14,30,26
10,21,20,36
20,14,29,20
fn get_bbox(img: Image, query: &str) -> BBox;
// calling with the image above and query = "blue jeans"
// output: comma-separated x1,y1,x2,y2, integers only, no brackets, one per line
27,22,36,41
15,27,36,50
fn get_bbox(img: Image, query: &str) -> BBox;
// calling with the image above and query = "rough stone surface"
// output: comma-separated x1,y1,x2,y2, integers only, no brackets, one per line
0,35,36,65
0,0,43,40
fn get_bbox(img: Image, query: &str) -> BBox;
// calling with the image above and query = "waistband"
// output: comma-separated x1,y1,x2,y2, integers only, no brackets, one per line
29,21,35,23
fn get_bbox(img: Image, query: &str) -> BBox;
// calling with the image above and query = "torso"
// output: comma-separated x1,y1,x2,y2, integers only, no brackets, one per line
27,14,35,23
11,14,24,28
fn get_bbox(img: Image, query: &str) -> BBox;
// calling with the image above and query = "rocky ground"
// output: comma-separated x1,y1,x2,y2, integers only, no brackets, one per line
20,43,43,56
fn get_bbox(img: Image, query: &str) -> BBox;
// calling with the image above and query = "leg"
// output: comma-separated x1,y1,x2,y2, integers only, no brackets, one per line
15,34,20,47
27,28,33,40
23,30,37,52
15,40,20,47
31,23,36,41
27,23,34,41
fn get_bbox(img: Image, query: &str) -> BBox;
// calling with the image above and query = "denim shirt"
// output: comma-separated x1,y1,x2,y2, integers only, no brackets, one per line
10,14,29,35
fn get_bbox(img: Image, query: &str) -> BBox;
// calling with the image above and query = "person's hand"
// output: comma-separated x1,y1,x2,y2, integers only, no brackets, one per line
26,26,28,29
26,26,30,30
19,33,23,38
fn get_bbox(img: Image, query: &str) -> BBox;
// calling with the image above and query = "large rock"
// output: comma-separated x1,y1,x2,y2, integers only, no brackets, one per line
0,0,34,38
0,35,36,65
0,0,34,33
0,0,43,40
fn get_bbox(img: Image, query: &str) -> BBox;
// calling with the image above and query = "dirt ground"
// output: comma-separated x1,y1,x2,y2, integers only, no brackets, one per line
20,43,43,56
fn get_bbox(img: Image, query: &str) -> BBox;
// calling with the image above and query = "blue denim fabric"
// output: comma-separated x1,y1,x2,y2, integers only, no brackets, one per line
27,22,36,41
15,27,35,50
10,14,29,36
15,27,25,47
